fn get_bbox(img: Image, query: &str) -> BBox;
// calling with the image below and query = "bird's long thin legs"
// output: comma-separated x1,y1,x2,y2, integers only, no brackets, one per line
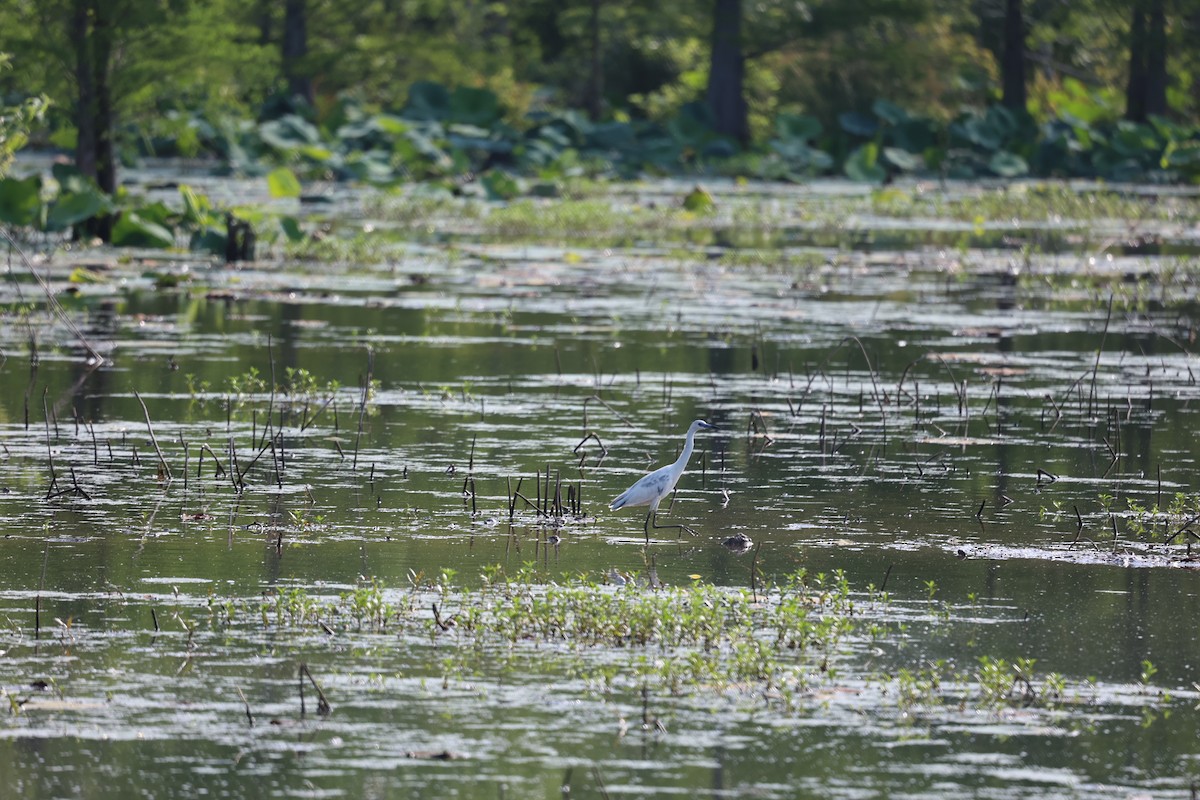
644,509,696,542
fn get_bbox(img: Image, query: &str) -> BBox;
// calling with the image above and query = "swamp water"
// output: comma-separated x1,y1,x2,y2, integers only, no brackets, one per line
1,178,1199,798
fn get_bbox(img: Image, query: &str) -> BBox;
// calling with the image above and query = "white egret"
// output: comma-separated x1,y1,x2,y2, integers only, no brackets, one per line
610,419,716,540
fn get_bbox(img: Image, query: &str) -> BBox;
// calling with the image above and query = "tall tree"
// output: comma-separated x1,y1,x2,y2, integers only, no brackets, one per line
1126,0,1167,121
706,0,747,144
586,0,603,121
1000,0,1026,111
282,0,312,104
1144,0,1168,117
70,0,118,239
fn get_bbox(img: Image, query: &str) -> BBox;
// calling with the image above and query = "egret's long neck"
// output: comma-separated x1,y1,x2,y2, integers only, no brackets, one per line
674,427,698,468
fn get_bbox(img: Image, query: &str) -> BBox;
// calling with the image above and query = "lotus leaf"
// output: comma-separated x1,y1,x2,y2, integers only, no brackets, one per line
450,87,502,126
776,114,822,142
267,167,302,198
0,175,42,226
844,143,886,183
838,112,878,138
988,151,1028,178
112,211,175,248
883,147,924,172
405,81,452,121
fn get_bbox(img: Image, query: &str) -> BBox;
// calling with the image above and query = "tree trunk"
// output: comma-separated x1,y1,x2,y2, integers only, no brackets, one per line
282,0,312,105
1144,0,1168,118
256,0,273,46
1191,9,1200,112
72,0,97,182
92,0,116,197
1125,3,1148,121
586,0,603,122
1000,0,1026,111
706,0,747,146
71,0,114,241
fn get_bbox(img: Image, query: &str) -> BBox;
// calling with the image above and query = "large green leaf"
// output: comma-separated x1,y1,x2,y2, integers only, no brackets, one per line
890,118,937,153
776,114,822,142
279,216,306,243
872,99,908,125
843,144,887,183
770,139,833,172
405,81,452,121
586,122,635,151
267,167,302,198
51,163,94,195
1165,141,1200,168
180,185,217,227
988,150,1029,177
0,175,42,226
985,106,1017,138
339,151,396,184
374,115,410,136
883,147,924,172
135,201,176,227
258,115,321,152
189,227,227,256
838,111,878,138
450,87,501,126
959,114,1003,151
111,211,175,248
45,189,109,231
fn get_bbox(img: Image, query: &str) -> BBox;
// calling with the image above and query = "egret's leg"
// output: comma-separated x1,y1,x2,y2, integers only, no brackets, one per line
643,510,652,542
649,509,697,538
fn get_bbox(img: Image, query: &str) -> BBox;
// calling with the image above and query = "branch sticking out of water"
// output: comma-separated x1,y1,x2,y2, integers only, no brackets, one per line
236,687,254,727
298,663,331,717
133,391,173,482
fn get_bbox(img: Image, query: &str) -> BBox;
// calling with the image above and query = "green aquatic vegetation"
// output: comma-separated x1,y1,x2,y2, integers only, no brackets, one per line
225,366,267,399
1123,492,1200,542
283,227,404,264
482,198,689,240
871,183,1200,226
283,367,341,402
257,577,417,633
430,566,865,702
363,193,483,228
884,657,1071,717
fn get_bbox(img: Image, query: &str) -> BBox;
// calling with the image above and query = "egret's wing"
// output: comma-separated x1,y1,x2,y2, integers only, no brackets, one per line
610,466,674,509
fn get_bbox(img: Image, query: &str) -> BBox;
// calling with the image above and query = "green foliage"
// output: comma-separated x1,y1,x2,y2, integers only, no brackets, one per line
0,54,47,175
266,167,302,198
1122,492,1200,542
0,0,1197,240
0,174,42,226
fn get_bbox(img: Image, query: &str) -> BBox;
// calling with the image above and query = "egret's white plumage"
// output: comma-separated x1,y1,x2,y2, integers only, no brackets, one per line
610,419,715,539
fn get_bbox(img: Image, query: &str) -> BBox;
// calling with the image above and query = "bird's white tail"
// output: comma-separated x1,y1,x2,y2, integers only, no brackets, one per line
609,489,632,510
